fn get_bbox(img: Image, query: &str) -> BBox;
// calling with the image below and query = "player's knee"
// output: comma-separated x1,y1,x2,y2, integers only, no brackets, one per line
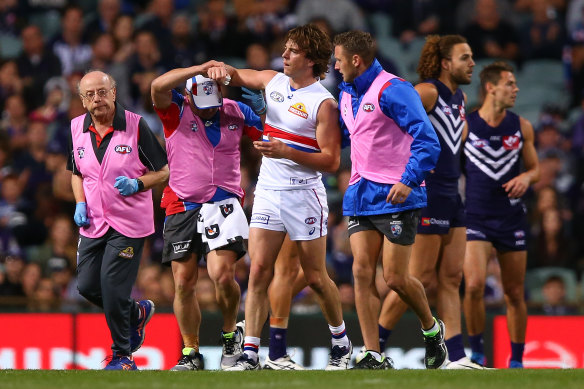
77,282,99,304
304,273,326,294
174,277,196,298
249,262,273,286
211,271,235,290
352,262,374,283
465,280,485,300
438,269,463,289
504,286,524,306
385,273,406,293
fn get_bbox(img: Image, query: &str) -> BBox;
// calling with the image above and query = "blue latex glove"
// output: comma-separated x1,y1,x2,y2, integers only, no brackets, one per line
241,87,266,115
114,176,139,196
74,202,90,227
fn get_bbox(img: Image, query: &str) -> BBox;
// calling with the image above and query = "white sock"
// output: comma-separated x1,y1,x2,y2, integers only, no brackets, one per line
243,336,260,362
329,321,350,349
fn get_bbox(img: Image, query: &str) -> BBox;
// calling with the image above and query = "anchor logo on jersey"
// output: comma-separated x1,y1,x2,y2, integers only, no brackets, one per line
205,224,220,239
220,204,234,217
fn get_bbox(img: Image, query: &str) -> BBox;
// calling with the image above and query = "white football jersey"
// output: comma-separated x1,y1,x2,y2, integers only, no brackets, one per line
257,73,335,190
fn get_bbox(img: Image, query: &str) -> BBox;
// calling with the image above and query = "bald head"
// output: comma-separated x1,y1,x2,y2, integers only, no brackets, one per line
78,71,117,124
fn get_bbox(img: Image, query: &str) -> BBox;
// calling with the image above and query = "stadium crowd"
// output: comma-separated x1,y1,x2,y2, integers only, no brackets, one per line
0,0,583,319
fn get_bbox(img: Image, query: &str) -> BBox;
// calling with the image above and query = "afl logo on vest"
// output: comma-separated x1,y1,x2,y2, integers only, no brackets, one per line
362,103,375,112
115,145,132,154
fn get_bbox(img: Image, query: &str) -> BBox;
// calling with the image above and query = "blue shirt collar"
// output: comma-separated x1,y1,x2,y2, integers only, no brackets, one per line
339,59,382,97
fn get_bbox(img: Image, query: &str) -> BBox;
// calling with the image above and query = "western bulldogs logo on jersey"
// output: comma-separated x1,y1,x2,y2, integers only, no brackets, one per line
362,103,375,112
205,224,220,239
288,102,308,119
77,147,85,159
503,135,520,150
115,145,132,154
270,91,285,102
220,204,234,217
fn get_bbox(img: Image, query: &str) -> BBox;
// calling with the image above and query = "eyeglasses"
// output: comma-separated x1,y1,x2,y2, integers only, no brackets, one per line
80,88,113,101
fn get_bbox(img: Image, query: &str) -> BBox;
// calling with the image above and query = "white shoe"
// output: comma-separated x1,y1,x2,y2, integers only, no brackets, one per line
325,341,352,370
355,345,385,364
224,354,260,371
264,354,305,370
445,356,488,369
220,320,245,369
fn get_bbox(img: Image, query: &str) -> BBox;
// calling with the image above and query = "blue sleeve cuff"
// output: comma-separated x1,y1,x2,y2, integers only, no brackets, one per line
399,177,416,188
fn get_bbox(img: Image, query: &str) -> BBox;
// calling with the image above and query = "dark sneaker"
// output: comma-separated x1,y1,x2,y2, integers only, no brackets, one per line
220,320,245,369
130,300,155,353
225,353,261,371
170,348,204,371
325,341,353,370
104,354,138,370
423,319,448,369
352,351,393,370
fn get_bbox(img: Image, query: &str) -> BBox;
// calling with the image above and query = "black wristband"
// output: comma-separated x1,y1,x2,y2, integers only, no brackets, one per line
136,178,145,191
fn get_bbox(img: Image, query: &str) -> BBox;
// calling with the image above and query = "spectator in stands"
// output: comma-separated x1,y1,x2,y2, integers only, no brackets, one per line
20,261,41,299
0,0,24,36
16,25,62,110
519,0,564,60
1,94,28,152
52,5,93,77
0,174,31,250
235,0,296,44
83,0,122,42
391,0,456,44
462,0,520,63
27,277,60,312
111,14,135,65
295,0,366,33
537,274,578,315
141,0,175,65
0,61,23,110
197,0,252,60
530,207,574,269
127,30,165,105
0,252,25,297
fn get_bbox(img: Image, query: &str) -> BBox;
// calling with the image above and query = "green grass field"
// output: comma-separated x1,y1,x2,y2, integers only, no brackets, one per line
1,369,582,389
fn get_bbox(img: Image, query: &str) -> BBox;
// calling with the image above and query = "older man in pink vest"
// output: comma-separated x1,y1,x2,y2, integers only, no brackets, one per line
67,70,168,370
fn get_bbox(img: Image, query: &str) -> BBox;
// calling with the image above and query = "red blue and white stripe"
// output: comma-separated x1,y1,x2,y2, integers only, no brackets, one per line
263,124,320,153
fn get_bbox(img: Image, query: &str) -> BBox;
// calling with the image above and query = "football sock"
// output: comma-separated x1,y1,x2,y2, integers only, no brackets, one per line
269,327,288,360
422,317,439,337
243,336,260,362
468,333,484,355
378,324,392,352
445,334,466,362
329,321,350,349
510,342,525,364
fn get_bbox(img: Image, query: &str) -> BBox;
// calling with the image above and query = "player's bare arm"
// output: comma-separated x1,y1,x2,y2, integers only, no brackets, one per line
502,117,540,198
150,60,225,109
253,98,340,173
207,65,277,90
415,82,439,113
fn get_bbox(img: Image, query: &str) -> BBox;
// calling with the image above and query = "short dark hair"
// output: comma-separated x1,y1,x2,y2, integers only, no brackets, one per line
285,24,333,79
479,61,514,96
333,30,376,68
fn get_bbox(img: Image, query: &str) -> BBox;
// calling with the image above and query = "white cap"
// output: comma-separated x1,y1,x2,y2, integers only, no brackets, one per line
186,75,223,109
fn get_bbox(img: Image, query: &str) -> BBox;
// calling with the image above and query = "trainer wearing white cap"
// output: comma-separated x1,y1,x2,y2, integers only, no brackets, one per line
151,61,264,371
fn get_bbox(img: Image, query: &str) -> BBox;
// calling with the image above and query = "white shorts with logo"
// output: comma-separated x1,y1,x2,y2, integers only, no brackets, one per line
250,186,328,240
197,197,249,252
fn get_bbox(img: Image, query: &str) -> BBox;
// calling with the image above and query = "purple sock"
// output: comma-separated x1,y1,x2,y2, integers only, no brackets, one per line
269,327,287,360
510,342,524,363
445,334,466,361
468,333,484,355
378,324,392,352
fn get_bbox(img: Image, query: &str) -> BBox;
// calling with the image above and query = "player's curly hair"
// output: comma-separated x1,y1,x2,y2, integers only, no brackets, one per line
416,35,467,81
479,61,514,95
286,24,333,80
333,30,376,68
